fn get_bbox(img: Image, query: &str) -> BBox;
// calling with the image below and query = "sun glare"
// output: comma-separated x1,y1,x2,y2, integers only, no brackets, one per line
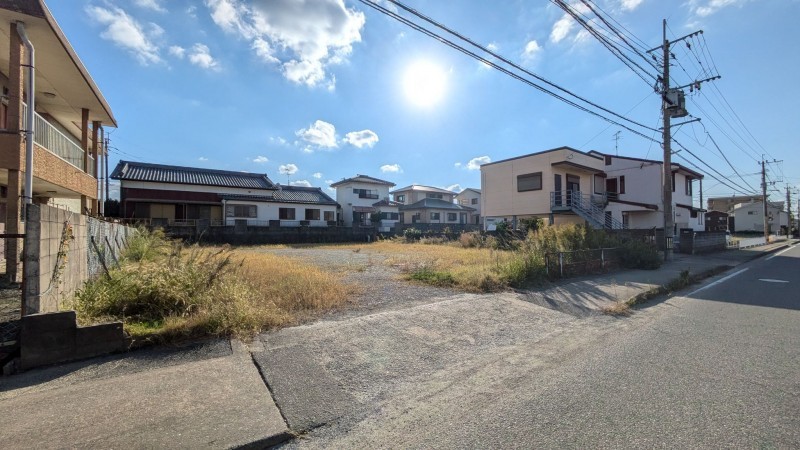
403,60,447,107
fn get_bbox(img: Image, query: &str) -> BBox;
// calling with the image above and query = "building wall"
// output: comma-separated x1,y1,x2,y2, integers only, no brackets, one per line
335,181,392,226
224,199,337,227
732,202,787,232
401,208,470,224
456,190,481,223
481,148,604,219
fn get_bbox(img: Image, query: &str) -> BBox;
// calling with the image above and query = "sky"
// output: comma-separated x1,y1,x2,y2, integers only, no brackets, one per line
48,0,800,206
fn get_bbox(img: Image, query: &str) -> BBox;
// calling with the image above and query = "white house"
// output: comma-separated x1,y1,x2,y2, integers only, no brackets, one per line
111,161,338,227
391,184,475,225
455,188,482,225
330,174,400,230
730,201,788,233
592,152,706,232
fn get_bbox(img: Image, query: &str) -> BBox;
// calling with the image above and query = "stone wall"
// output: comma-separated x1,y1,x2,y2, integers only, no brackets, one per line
23,204,135,315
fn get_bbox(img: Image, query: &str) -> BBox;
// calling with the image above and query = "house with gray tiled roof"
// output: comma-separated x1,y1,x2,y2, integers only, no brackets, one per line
331,174,400,230
111,161,339,227
391,184,476,224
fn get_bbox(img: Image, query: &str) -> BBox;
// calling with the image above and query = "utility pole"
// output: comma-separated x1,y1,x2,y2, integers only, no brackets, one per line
661,19,674,261
647,23,715,260
613,131,621,156
761,158,769,243
787,185,792,238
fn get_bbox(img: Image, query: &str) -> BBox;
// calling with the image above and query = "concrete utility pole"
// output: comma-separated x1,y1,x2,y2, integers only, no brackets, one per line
647,22,714,261
787,185,792,238
761,158,768,243
661,19,674,261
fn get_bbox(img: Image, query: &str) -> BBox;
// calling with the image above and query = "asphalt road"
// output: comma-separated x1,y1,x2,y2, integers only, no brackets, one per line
276,245,799,448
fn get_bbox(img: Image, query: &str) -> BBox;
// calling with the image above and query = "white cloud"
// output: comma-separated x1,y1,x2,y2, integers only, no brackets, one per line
295,120,338,150
343,130,379,149
205,0,366,88
446,184,463,193
188,43,218,70
619,0,644,11
380,164,402,174
279,163,298,175
550,14,574,44
168,45,186,58
466,156,491,170
325,179,334,185
86,4,161,64
522,40,542,63
692,0,745,17
198,156,209,161
134,0,166,12
454,162,462,168
252,155,269,163
290,180,312,187
269,136,287,146
486,42,499,52
187,5,198,18
312,172,323,179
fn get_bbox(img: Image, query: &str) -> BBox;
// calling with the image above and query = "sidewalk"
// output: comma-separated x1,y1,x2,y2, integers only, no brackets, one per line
0,339,290,449
519,239,799,316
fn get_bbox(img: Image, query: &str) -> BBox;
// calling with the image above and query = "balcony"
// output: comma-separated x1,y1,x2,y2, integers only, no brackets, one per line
22,103,92,175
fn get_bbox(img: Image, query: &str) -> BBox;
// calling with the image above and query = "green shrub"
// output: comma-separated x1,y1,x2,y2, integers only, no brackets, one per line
618,239,662,269
404,228,423,242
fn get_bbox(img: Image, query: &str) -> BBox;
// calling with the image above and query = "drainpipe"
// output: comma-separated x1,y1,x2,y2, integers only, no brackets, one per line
16,22,35,206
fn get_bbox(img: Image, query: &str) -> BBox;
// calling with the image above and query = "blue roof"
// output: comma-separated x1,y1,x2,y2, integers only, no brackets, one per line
111,161,275,189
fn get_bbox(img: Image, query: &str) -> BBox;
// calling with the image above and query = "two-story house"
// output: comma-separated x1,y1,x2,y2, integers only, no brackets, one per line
112,161,338,227
480,147,611,229
391,184,474,225
592,152,705,232
730,201,788,233
455,188,481,225
330,174,400,230
1,2,116,279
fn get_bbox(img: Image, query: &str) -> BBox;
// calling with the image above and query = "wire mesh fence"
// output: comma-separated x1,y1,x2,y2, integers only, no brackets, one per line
87,217,136,279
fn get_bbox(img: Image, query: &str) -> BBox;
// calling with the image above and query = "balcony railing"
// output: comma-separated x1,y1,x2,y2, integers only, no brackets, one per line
22,103,88,173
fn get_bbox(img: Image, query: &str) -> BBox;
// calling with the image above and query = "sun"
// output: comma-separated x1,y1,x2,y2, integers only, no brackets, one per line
403,60,447,107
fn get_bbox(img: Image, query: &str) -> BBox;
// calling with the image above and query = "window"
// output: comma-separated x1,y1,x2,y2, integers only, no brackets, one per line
412,213,420,223
685,177,693,196
447,213,457,221
690,209,698,218
430,212,441,221
427,193,443,199
619,176,626,194
353,188,379,199
622,212,630,228
606,178,618,197
471,198,478,205
517,172,542,192
594,175,605,194
324,210,335,221
279,208,295,220
226,204,257,218
380,212,399,220
305,209,320,220
396,194,405,202
604,155,612,165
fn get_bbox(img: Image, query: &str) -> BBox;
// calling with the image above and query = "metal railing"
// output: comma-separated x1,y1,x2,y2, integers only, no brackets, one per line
550,190,626,230
22,103,88,173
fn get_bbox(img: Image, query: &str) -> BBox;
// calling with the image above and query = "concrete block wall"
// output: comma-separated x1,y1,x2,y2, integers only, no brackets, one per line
23,204,135,315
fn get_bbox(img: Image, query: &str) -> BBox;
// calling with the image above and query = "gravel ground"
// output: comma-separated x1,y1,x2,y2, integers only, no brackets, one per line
0,286,20,324
245,246,462,320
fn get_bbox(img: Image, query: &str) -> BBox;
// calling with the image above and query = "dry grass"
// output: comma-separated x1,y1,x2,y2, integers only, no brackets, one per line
71,232,355,343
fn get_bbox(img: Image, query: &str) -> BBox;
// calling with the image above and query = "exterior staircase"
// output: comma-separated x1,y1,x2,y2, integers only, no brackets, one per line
550,191,626,230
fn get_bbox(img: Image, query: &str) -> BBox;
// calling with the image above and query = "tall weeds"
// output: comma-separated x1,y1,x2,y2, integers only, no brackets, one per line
72,229,353,342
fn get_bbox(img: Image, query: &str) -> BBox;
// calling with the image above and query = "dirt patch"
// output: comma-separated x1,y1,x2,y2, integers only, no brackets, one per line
240,246,461,320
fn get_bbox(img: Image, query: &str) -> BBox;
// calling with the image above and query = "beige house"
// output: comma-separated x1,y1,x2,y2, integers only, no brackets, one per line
391,184,475,224
480,147,612,229
0,2,116,279
455,188,481,225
